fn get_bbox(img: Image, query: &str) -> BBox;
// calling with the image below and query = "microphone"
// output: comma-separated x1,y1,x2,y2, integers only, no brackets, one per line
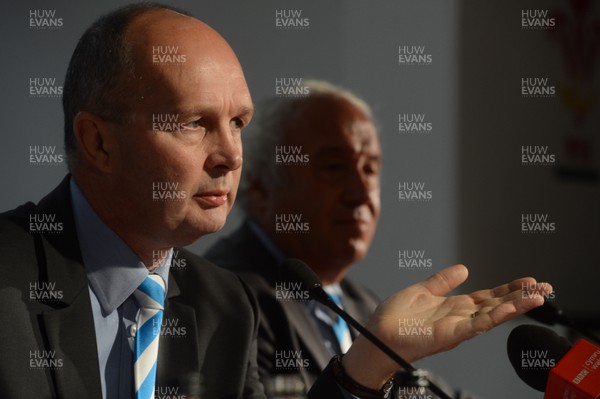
507,324,600,398
507,324,571,391
526,302,600,343
282,258,453,399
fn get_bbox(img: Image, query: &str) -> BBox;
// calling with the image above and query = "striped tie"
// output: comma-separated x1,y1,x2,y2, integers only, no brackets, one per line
133,274,165,399
327,292,352,354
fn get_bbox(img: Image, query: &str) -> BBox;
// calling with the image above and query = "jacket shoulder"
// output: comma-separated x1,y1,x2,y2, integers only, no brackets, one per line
0,202,43,287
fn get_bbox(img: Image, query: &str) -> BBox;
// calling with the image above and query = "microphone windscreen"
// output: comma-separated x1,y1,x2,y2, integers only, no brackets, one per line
280,258,330,303
281,258,322,289
506,324,571,392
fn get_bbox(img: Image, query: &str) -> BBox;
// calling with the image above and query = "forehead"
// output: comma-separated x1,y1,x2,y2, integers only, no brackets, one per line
285,97,380,156
126,10,252,110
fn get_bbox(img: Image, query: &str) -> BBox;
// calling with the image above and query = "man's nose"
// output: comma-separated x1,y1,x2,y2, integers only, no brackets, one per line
205,124,243,173
341,168,373,206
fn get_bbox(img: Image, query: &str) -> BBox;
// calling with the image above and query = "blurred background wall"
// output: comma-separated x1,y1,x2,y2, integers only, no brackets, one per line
1,1,598,397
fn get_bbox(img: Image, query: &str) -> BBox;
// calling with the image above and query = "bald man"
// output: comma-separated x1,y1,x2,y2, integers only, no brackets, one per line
0,3,552,399
1,4,258,399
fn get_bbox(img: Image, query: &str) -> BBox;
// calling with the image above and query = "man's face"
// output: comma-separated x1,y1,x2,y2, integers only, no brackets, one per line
270,97,381,279
107,12,253,248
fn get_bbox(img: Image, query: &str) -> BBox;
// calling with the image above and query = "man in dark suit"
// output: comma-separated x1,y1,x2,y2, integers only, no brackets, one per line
205,82,382,394
0,4,261,398
204,82,468,397
0,4,552,399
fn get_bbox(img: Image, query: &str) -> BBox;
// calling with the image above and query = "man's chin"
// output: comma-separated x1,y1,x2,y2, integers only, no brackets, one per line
173,217,227,246
341,238,369,262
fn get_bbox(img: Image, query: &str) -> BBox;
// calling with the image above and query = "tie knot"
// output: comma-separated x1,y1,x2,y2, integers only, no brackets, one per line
134,274,165,310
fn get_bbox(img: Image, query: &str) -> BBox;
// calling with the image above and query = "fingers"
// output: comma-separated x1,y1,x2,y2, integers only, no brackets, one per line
419,264,469,296
469,277,552,304
468,280,552,334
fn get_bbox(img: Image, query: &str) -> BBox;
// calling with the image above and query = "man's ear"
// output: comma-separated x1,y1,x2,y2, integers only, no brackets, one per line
72,111,115,173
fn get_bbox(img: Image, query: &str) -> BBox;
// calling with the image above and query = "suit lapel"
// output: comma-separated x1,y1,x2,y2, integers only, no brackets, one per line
339,280,379,340
224,224,343,371
36,176,102,398
281,300,332,371
340,290,369,339
156,275,202,397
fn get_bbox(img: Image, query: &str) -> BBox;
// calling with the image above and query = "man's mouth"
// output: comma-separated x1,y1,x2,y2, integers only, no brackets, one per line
194,190,229,207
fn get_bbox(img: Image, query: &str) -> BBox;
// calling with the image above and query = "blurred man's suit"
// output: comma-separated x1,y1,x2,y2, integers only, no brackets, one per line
205,221,379,390
0,177,265,398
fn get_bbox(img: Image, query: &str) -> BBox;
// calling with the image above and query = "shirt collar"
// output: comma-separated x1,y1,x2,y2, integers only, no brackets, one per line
70,178,170,316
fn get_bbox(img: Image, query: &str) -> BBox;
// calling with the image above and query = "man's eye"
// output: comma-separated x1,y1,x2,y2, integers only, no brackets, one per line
180,119,204,131
364,162,381,176
231,117,244,130
320,162,346,174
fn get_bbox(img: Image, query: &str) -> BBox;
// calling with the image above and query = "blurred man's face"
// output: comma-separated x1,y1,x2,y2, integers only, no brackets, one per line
271,97,381,282
106,11,253,248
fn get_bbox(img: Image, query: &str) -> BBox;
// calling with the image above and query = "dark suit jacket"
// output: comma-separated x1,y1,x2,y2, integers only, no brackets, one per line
0,177,266,399
204,221,380,394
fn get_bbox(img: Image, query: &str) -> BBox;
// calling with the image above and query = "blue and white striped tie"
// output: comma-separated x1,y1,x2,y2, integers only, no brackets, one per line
327,292,352,354
133,274,165,399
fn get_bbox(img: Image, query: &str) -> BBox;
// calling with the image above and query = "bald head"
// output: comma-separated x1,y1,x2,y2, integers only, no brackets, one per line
121,9,246,120
63,3,245,171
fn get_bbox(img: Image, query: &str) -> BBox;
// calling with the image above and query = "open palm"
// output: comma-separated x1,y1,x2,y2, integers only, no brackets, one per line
342,264,552,388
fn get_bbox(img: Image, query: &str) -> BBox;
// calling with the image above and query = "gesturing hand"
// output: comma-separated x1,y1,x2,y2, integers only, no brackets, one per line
342,264,553,390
